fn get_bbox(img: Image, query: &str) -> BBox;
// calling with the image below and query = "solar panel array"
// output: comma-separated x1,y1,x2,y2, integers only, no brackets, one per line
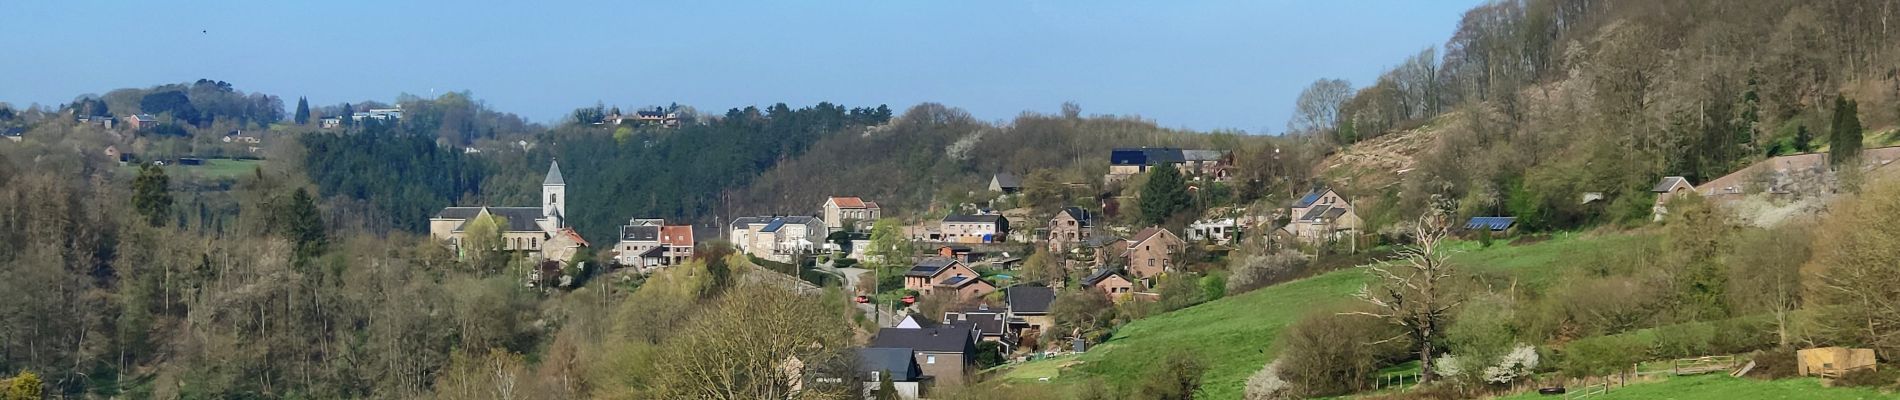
1465,217,1516,231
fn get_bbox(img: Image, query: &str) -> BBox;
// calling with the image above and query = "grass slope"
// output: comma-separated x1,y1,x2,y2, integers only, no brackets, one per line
1498,374,1898,400
996,232,1653,399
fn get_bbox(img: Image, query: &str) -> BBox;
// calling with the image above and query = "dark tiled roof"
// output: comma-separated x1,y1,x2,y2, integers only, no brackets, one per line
2,127,22,136
993,173,1022,188
1058,207,1092,225
620,225,660,242
858,348,924,381
871,326,974,353
1323,207,1347,219
944,309,1008,338
943,214,1006,224
1007,286,1055,314
1082,268,1124,286
435,207,484,220
1298,204,1334,221
451,207,546,232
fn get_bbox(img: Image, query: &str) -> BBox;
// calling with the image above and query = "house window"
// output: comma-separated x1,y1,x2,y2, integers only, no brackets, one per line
926,355,937,364
1148,259,1156,267
871,371,881,382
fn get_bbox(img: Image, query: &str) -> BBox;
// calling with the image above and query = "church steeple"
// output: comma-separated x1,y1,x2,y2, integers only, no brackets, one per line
542,159,566,227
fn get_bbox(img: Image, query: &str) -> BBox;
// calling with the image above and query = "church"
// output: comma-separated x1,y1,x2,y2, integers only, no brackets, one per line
429,160,588,262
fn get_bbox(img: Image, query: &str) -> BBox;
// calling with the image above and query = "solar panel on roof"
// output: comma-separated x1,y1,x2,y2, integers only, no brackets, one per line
1465,217,1516,231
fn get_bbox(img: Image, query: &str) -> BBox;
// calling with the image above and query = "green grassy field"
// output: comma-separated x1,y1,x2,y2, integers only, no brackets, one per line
122,158,265,181
994,231,1655,399
1497,374,1897,400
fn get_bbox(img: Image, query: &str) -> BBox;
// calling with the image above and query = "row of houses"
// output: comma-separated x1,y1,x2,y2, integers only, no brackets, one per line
861,285,1054,397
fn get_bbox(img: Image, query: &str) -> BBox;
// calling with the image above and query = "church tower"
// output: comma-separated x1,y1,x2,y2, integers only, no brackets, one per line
543,159,566,227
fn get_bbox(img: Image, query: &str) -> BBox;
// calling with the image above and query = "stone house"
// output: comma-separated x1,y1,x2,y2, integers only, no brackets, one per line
1046,207,1093,254
728,215,826,263
614,218,695,269
821,196,881,232
941,214,1009,244
1004,286,1055,344
1283,187,1362,243
1123,227,1184,280
1105,147,1232,183
871,325,978,387
1082,269,1135,300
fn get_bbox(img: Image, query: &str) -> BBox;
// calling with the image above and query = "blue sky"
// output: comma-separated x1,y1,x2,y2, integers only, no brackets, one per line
0,0,1480,133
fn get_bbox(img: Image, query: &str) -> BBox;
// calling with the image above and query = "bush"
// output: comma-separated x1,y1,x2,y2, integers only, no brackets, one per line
1560,335,1646,378
1746,348,1798,380
1133,351,1208,400
1710,318,1777,354
1834,367,1899,389
1276,310,1406,397
1649,323,1714,359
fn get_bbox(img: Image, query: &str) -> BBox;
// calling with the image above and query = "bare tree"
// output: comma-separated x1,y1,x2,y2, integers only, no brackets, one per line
1346,207,1458,383
1287,79,1353,134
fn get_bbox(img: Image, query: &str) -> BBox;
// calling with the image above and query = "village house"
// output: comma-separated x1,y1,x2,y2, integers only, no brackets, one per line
1046,207,1093,253
942,304,1016,351
1187,217,1237,244
904,258,982,292
989,173,1022,194
870,325,978,387
940,214,1009,243
1004,286,1055,344
1123,227,1184,280
613,218,695,269
429,160,575,261
1104,147,1232,183
728,215,826,263
542,228,590,265
821,196,881,232
76,114,115,129
936,245,977,263
123,114,159,130
221,130,262,144
352,108,403,122
933,275,998,303
1283,187,1362,243
319,116,342,129
608,108,682,127
3,127,22,142
857,347,928,399
1081,268,1135,300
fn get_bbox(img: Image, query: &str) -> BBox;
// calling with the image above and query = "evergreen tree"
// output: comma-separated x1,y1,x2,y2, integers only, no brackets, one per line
1139,164,1191,224
294,96,311,125
873,371,898,400
1794,125,1814,153
1831,96,1863,167
284,188,327,267
340,103,355,128
132,164,173,227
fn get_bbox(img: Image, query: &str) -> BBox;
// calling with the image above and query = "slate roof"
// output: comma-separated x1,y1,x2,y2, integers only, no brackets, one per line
940,276,970,286
466,207,548,232
992,173,1022,189
1652,176,1689,192
1299,204,1334,221
2,127,22,137
1181,149,1226,161
943,214,1006,224
1323,207,1348,219
1081,268,1124,286
945,307,1008,337
1058,207,1092,225
1110,147,1188,166
906,258,959,277
620,225,660,242
898,314,938,328
858,347,924,381
1006,286,1056,314
871,326,975,353
544,159,565,185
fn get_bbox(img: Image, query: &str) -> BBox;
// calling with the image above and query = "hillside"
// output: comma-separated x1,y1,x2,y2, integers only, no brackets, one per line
994,232,1654,398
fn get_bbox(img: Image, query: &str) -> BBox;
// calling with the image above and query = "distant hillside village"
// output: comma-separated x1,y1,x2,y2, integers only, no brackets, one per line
410,143,1395,397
